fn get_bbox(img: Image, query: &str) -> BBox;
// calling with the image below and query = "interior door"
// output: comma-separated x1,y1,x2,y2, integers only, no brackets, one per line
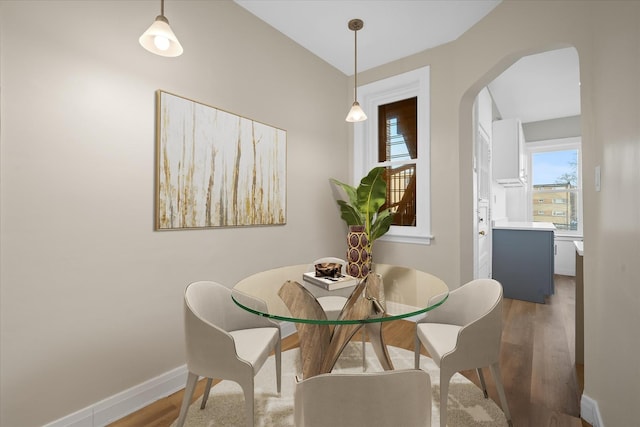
475,127,492,279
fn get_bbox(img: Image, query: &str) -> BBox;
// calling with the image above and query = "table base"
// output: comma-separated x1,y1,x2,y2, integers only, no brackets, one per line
278,274,394,378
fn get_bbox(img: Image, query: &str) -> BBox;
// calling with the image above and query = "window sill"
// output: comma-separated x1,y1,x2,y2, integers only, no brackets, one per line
379,234,433,246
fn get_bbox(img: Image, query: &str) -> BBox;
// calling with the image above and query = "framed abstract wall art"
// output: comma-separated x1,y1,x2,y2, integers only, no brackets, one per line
155,91,286,230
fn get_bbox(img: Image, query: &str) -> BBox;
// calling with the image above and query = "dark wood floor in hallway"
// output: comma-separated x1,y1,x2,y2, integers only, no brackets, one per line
111,275,590,427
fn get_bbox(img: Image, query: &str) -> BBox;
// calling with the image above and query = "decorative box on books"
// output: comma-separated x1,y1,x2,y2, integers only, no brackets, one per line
302,271,358,291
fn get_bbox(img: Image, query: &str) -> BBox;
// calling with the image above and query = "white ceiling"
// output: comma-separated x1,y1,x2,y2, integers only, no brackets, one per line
234,0,501,74
488,47,581,123
234,0,581,124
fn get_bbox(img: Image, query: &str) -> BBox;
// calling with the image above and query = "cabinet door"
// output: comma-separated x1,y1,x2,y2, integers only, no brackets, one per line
516,122,526,183
492,229,554,303
554,238,580,276
492,119,526,186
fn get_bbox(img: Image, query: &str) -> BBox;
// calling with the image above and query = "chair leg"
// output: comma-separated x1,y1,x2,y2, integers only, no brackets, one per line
175,372,198,427
200,378,213,409
438,369,454,427
414,335,422,369
362,328,367,371
275,339,282,394
242,378,255,427
476,367,489,398
489,362,512,425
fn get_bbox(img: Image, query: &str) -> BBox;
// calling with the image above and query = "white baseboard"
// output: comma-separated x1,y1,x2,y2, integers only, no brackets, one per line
43,365,188,427
43,325,297,427
581,393,604,427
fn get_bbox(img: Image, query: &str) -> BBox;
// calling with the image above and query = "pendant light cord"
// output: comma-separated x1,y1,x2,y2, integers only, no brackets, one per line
347,19,364,104
354,27,358,102
346,19,366,122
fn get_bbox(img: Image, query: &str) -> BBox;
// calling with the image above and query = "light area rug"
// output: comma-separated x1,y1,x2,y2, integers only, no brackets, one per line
172,342,508,426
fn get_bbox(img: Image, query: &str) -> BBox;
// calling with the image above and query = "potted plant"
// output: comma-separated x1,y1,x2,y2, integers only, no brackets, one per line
331,167,395,277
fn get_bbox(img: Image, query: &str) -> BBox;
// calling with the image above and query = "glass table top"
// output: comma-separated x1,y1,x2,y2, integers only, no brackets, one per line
232,263,449,325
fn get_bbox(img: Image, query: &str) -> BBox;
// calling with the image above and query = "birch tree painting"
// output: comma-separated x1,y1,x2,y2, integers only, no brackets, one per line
156,91,286,230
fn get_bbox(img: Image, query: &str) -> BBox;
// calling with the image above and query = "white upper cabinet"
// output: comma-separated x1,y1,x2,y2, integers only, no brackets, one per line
492,118,526,186
477,87,493,136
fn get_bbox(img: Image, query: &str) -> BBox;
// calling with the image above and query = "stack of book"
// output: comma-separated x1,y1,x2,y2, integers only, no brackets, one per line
302,272,358,291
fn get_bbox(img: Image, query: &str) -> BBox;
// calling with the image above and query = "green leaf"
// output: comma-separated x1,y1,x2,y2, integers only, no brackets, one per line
336,200,363,225
331,166,394,247
330,178,358,208
370,209,394,241
356,167,388,232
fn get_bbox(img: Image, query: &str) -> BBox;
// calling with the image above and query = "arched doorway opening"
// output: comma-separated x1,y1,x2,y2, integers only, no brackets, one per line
459,45,585,422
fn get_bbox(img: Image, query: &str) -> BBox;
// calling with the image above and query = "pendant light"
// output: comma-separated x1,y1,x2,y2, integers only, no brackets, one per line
139,0,183,57
345,19,367,122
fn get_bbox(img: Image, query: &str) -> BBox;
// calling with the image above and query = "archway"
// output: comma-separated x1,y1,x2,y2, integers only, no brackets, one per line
459,45,585,422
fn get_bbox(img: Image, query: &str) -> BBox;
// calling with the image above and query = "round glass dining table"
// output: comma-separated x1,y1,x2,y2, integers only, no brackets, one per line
232,263,449,378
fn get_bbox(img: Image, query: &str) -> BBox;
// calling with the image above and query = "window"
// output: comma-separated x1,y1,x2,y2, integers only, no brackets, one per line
528,137,582,235
378,98,417,226
353,67,431,244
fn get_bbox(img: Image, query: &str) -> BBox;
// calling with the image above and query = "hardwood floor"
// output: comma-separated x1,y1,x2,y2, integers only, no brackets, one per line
457,275,590,427
110,275,590,427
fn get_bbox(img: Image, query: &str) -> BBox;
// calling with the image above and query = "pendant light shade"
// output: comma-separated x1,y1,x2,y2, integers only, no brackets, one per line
346,102,367,122
346,19,367,122
139,0,183,57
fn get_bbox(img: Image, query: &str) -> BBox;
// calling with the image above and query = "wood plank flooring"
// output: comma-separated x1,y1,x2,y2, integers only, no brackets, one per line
457,275,589,427
110,275,590,427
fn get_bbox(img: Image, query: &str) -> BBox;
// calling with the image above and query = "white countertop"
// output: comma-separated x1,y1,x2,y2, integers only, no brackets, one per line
574,241,584,256
492,221,557,231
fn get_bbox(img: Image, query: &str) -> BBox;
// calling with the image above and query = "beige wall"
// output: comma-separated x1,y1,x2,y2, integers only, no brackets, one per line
1,1,639,426
358,1,640,426
0,1,351,425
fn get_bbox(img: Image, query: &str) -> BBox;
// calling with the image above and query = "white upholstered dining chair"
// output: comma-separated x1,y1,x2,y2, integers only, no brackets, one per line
294,369,432,427
175,281,281,427
414,278,512,427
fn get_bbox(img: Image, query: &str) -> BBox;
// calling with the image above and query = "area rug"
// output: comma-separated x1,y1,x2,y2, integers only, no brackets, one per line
171,343,508,426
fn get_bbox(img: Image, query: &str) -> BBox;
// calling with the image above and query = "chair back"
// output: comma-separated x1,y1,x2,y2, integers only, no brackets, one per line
294,369,431,427
427,279,501,325
183,281,248,376
424,278,503,368
460,279,503,366
185,280,234,328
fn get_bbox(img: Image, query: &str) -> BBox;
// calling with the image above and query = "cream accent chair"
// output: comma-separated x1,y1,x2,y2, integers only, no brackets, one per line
414,278,512,427
175,281,282,427
307,257,349,320
294,369,432,427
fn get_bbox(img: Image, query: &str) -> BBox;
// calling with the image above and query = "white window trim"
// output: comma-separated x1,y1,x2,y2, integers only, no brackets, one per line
353,66,432,245
526,137,583,236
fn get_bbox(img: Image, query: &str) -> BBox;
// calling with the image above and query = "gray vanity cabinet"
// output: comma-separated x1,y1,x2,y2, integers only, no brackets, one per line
492,227,555,303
